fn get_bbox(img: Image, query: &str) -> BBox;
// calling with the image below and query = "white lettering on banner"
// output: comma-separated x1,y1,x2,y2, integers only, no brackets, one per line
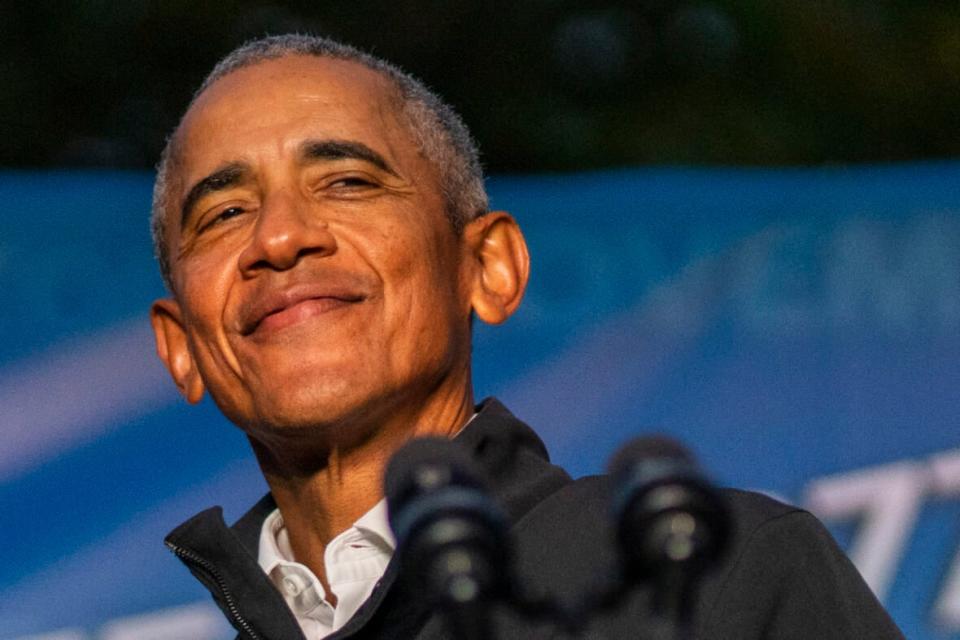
826,216,960,333
804,448,960,631
804,460,928,602
722,214,960,335
525,213,960,339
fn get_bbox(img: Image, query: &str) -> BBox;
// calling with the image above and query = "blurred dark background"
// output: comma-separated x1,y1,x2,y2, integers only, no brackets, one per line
3,0,959,172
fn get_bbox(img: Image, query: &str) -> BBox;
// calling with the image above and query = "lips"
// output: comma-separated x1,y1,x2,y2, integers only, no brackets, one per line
237,281,368,336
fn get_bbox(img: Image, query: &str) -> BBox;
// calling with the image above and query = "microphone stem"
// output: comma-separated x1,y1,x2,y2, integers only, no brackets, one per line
653,566,695,640
443,602,494,640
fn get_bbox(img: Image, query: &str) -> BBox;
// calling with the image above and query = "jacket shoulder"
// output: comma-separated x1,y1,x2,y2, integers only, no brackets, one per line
697,490,905,639
507,480,903,639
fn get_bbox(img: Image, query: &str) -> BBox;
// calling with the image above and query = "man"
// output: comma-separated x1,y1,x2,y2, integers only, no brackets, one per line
150,34,903,639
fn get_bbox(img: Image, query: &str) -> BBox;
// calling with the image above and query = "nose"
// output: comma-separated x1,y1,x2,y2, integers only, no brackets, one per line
237,190,336,275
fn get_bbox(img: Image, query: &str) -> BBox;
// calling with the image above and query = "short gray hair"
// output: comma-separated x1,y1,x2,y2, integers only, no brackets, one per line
151,34,489,291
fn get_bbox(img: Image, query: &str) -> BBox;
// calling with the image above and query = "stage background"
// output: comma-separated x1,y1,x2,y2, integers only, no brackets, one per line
2,164,959,638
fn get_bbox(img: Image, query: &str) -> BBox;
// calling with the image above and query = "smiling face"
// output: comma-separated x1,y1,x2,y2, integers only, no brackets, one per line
150,55,482,447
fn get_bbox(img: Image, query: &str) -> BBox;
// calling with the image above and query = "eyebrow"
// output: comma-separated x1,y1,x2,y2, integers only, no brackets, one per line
180,162,250,228
299,139,399,177
178,141,397,228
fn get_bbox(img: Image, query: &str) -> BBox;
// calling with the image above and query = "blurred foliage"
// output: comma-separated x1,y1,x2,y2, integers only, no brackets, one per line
2,0,959,171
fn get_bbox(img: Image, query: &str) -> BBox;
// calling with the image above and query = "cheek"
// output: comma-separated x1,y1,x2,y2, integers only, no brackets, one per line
175,220,251,294
375,230,465,359
373,226,456,315
178,244,240,320
180,289,224,344
176,252,245,374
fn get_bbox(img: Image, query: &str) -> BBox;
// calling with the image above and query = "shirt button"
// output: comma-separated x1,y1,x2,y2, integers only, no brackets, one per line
282,573,308,597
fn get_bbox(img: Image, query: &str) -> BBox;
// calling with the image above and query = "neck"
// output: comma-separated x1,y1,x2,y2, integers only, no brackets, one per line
249,380,476,589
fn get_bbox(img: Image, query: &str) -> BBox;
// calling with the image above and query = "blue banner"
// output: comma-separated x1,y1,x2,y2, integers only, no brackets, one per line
2,164,959,638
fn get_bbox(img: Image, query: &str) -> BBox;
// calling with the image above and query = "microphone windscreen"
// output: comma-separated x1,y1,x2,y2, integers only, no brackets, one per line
607,433,731,576
384,436,483,517
383,436,510,609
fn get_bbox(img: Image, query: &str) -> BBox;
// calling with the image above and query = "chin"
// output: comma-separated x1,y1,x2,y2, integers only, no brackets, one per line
250,376,392,435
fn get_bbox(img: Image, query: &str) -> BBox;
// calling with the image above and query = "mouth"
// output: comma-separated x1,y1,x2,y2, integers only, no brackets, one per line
239,284,367,337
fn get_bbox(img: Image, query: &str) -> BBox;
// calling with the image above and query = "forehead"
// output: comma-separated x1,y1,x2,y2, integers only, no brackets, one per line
173,55,412,185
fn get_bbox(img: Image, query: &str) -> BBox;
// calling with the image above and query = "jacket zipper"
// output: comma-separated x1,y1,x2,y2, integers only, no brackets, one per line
165,541,263,640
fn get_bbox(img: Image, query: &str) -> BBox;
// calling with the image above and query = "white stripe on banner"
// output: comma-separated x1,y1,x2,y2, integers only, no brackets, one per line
5,603,229,640
0,319,179,482
0,458,261,637
98,603,227,640
9,632,86,640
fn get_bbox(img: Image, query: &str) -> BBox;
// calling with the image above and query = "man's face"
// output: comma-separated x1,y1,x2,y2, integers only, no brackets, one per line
153,55,474,441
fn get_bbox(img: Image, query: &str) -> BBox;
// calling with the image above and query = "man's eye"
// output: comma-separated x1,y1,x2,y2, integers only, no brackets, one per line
200,206,245,231
328,176,375,189
218,206,245,220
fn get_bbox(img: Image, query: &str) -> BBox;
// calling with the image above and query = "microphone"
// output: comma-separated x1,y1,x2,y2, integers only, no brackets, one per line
385,437,509,638
607,436,731,635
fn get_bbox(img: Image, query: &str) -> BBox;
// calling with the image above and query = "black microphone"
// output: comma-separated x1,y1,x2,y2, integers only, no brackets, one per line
385,437,509,638
607,436,731,636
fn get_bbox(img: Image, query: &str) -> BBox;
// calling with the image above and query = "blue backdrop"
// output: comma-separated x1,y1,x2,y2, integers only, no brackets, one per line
3,164,960,639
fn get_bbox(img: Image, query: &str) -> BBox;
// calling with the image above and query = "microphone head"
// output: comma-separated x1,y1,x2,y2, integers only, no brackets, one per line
607,435,694,478
608,434,730,577
383,436,510,608
385,437,484,522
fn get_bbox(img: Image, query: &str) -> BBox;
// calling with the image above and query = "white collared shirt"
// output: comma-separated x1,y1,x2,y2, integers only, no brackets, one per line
257,499,396,639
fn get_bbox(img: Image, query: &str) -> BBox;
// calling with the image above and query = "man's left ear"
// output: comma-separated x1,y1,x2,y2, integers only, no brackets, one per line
463,211,530,325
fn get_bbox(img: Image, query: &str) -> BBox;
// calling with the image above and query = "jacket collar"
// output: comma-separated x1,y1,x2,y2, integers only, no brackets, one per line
164,397,571,639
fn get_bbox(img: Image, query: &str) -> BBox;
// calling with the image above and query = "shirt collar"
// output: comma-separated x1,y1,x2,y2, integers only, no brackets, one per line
353,497,395,551
257,497,395,576
257,411,479,573
257,507,291,575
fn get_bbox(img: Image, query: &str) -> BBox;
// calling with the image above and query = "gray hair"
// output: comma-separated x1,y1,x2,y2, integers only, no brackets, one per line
151,34,489,291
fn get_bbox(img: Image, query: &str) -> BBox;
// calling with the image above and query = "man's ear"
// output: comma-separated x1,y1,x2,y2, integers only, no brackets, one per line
150,298,205,404
463,211,530,325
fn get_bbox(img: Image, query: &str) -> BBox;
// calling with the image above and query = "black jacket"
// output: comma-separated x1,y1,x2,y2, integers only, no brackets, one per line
165,399,905,639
